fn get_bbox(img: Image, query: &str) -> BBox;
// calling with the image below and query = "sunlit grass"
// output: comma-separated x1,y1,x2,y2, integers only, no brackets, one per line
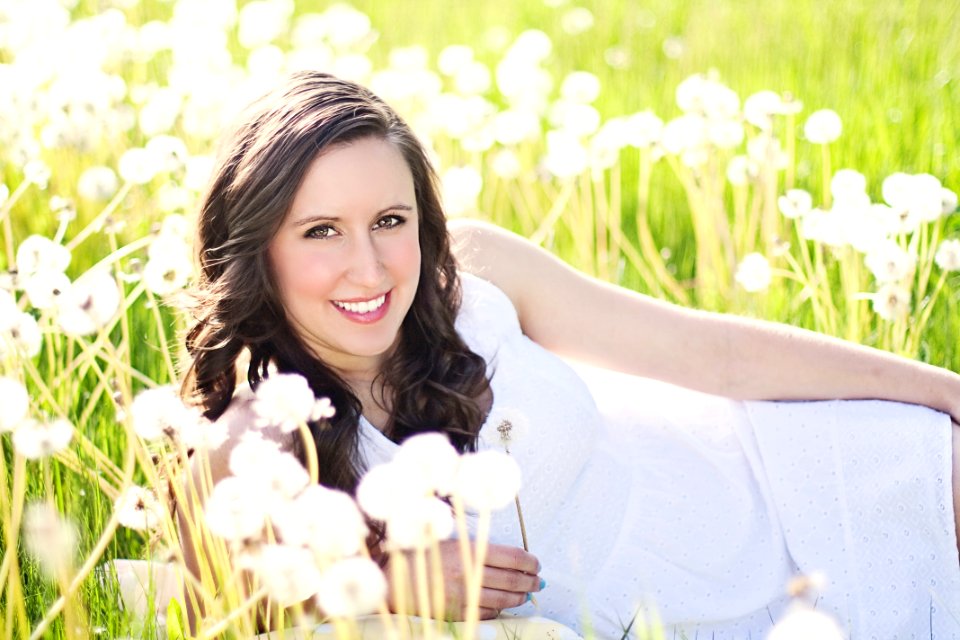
1,0,958,638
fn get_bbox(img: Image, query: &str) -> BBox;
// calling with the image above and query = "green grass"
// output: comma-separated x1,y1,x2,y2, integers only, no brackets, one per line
1,0,959,637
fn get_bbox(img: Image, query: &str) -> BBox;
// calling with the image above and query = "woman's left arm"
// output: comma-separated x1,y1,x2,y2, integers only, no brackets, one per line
451,220,960,422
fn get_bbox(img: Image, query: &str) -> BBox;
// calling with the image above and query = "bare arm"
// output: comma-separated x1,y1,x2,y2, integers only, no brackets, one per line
450,219,960,422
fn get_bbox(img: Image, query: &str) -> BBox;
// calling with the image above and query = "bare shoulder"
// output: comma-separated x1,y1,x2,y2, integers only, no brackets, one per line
448,218,578,318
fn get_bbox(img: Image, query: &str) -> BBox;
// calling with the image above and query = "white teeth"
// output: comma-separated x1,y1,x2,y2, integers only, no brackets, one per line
334,294,386,314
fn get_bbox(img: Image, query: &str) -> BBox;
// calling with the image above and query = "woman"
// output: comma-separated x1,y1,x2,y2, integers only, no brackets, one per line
182,71,960,638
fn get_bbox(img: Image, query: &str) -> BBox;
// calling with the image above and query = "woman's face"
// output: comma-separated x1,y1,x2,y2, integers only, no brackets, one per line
268,136,421,376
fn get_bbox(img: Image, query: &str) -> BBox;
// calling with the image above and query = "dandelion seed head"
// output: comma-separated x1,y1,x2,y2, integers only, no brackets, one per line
385,496,454,550
77,166,119,201
441,166,483,217
356,461,432,521
768,606,844,640
543,130,588,180
23,268,71,311
743,90,785,129
24,160,51,189
454,450,521,512
23,502,78,578
726,156,756,187
560,71,600,104
16,235,71,278
734,253,773,293
778,189,813,219
438,45,474,76
941,188,958,215
661,114,707,156
803,109,842,144
1,312,42,359
237,0,293,49
490,149,522,180
561,8,594,36
12,417,73,459
508,29,553,63
865,240,916,283
118,147,160,185
57,270,119,336
252,372,332,433
130,385,199,441
624,111,664,149
272,485,367,560
315,556,387,619
0,377,30,432
871,283,911,321
830,169,867,200
548,101,600,137
393,432,460,495
204,475,269,541
934,239,960,272
492,108,541,146
240,543,323,606
0,290,18,332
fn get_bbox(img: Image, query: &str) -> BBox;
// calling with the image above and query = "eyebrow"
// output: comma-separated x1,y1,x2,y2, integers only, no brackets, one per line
292,204,414,228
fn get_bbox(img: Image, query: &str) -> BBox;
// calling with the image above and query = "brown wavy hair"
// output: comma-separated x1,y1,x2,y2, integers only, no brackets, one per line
182,71,491,494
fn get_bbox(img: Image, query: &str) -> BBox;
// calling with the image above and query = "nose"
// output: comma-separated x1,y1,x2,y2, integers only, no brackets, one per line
345,232,384,287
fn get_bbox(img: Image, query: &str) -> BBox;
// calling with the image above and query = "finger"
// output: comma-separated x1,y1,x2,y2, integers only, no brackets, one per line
481,565,541,594
479,607,500,620
483,543,540,575
477,586,528,612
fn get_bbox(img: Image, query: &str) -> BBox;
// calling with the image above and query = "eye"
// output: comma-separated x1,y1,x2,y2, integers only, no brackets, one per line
373,214,406,230
304,224,338,240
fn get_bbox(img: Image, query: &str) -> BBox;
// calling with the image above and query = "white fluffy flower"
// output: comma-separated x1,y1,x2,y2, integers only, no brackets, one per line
743,90,786,129
871,284,911,321
204,475,270,541
16,235,71,278
560,71,600,104
56,270,120,337
768,606,844,640
0,290,16,332
734,253,773,293
726,156,756,187
624,110,664,149
942,188,958,215
778,189,813,219
271,485,367,561
454,450,521,511
130,385,204,441
143,252,192,295
1,312,42,359
23,269,70,311
386,496,454,550
0,377,30,432
393,432,460,496
315,556,387,619
803,109,842,144
934,239,960,272
543,130,588,180
239,544,322,607
830,169,867,200
77,166,119,201
864,240,916,283
114,485,165,531
12,418,74,459
22,502,78,578
356,461,432,521
252,373,335,433
483,407,530,454
441,166,482,217
118,147,160,185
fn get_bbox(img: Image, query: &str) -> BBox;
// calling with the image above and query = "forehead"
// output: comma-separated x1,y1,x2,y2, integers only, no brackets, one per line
288,137,416,217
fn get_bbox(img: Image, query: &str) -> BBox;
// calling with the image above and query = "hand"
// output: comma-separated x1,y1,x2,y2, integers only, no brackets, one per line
383,540,542,621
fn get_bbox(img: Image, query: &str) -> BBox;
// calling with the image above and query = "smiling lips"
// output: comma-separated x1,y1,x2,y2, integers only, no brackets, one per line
331,291,391,323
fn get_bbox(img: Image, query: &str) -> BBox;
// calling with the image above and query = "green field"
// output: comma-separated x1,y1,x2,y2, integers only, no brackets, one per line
1,0,958,637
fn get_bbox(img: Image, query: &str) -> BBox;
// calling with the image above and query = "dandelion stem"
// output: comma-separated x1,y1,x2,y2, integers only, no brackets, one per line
65,182,132,251
197,586,271,639
297,421,319,485
0,178,32,271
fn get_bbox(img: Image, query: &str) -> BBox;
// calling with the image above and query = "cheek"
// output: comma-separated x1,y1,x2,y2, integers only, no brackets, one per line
385,235,422,279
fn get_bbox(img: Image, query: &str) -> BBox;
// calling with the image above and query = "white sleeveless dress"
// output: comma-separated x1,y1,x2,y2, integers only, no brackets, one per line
360,273,960,639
